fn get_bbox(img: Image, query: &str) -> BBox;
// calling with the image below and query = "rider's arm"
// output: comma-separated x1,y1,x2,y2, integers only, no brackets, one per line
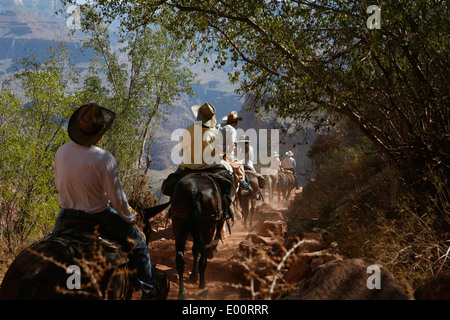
102,153,137,224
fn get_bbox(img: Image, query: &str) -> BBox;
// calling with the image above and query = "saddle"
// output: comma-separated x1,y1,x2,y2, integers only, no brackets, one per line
243,166,266,189
60,214,134,254
280,167,294,174
42,222,128,267
162,167,233,198
242,170,267,200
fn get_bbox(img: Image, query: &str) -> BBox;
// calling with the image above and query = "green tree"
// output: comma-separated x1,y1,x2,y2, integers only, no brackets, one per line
73,0,449,183
72,5,195,189
0,46,81,249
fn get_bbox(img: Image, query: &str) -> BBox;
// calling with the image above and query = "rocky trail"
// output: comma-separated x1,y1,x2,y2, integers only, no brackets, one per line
131,188,427,300
144,213,256,300
133,191,325,300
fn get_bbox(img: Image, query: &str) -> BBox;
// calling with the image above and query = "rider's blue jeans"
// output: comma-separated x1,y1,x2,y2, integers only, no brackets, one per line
53,207,155,294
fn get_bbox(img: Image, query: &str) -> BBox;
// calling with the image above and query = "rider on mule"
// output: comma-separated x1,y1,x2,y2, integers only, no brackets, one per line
163,102,235,220
220,110,242,156
237,135,266,199
281,150,298,188
219,111,250,194
270,151,281,172
52,103,159,299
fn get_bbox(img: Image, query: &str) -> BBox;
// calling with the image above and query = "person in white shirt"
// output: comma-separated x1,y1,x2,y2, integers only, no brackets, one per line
237,135,256,172
219,111,242,156
52,103,158,298
281,150,298,188
270,151,281,172
281,151,296,172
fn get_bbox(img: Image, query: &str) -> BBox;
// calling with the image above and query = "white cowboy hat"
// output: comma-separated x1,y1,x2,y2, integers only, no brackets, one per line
238,135,250,143
271,151,280,157
222,111,243,123
286,151,294,157
191,102,217,128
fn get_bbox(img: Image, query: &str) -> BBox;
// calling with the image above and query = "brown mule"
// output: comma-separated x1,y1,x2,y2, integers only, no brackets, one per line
170,173,226,300
0,203,171,300
237,168,265,228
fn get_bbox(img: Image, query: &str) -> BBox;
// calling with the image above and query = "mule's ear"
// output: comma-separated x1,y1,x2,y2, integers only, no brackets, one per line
143,201,172,220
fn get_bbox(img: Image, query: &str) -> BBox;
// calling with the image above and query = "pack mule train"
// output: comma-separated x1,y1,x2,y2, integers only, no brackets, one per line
0,201,171,300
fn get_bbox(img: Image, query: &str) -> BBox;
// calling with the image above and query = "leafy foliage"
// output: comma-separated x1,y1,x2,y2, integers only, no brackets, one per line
0,10,195,249
0,46,81,249
75,0,449,182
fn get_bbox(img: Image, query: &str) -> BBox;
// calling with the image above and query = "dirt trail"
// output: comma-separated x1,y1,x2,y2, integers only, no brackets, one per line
137,197,292,300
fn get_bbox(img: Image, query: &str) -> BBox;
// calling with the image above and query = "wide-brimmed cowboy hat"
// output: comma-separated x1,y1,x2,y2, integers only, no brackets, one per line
238,135,250,143
271,151,280,157
222,111,243,123
68,103,116,146
286,151,294,157
191,102,217,128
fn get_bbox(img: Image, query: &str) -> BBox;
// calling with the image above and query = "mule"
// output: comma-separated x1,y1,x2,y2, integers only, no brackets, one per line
262,170,280,205
237,169,263,228
170,173,226,300
279,171,296,202
0,202,170,300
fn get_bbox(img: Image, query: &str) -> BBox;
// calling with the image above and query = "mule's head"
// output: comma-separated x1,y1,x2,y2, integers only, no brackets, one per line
128,199,172,244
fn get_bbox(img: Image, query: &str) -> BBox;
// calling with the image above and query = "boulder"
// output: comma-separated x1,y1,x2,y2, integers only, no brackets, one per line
284,260,310,284
256,221,287,237
282,258,410,300
255,203,287,222
246,233,268,246
414,269,450,300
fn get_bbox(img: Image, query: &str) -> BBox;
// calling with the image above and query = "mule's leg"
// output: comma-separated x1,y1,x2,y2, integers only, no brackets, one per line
176,250,186,300
198,251,207,290
173,219,189,300
198,221,220,291
241,196,249,228
207,220,224,259
189,243,199,283
249,199,256,227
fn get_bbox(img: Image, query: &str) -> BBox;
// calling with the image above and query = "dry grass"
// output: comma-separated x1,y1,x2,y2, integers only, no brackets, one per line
198,233,340,300
287,129,450,295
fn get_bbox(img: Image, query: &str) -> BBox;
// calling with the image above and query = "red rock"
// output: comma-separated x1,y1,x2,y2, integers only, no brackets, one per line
284,260,310,284
256,221,287,237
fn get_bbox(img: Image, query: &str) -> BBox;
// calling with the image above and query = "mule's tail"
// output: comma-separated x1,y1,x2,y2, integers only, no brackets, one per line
143,200,172,220
190,191,204,254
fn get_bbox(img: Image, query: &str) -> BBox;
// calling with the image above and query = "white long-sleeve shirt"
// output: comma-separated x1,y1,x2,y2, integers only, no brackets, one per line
54,142,136,224
281,156,296,170
237,145,256,172
219,123,237,154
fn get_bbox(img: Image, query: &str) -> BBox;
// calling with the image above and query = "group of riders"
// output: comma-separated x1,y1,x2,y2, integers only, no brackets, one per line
51,102,299,299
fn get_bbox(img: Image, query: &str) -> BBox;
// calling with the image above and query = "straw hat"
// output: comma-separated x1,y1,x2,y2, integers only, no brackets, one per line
222,111,243,123
238,135,250,143
68,103,116,146
191,102,217,128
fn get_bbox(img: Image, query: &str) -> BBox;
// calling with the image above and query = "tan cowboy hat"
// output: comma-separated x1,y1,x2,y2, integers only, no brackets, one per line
238,135,250,143
286,151,294,157
68,103,116,146
222,111,243,123
191,102,217,128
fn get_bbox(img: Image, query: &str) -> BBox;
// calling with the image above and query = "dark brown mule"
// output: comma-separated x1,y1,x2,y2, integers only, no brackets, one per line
237,168,264,228
170,173,225,300
0,202,170,300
